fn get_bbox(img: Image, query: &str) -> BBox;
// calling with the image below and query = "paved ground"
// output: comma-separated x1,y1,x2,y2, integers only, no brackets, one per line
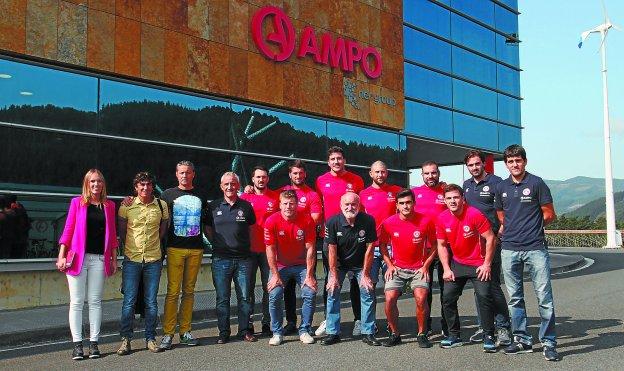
0,248,622,370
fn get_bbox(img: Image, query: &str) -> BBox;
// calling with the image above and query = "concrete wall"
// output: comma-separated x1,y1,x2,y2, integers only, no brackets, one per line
0,0,404,129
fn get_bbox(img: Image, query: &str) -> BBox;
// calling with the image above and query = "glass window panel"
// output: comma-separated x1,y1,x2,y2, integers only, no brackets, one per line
404,27,452,72
399,135,408,169
453,112,498,151
231,104,327,162
404,0,450,38
498,124,522,150
404,100,453,141
451,0,495,27
452,46,496,88
495,5,518,35
498,94,521,126
327,121,400,169
452,79,497,119
0,59,97,131
497,0,518,11
497,64,520,96
405,63,452,107
99,79,233,148
451,13,495,57
495,33,520,67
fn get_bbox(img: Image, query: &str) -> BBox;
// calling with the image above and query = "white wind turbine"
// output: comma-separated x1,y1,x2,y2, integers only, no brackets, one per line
578,0,622,248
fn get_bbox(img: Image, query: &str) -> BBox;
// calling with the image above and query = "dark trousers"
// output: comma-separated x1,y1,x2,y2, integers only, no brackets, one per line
474,250,511,330
426,258,447,334
443,261,495,338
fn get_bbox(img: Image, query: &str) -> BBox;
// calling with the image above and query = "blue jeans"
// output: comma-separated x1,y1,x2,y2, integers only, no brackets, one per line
120,258,162,341
268,265,316,335
501,249,557,347
326,268,377,336
212,256,253,337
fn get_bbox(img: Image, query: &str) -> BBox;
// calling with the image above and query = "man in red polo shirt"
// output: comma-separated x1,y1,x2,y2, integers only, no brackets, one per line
379,188,437,348
315,146,365,336
240,166,279,336
360,160,402,284
280,160,323,334
411,160,447,336
436,184,497,352
264,190,317,346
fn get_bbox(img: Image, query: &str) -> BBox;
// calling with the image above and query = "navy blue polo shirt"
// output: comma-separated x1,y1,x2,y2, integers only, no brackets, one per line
324,212,377,269
494,172,553,251
463,173,503,233
206,197,256,259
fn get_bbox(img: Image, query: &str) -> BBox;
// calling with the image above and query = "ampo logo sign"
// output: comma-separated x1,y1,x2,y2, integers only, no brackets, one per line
251,6,383,79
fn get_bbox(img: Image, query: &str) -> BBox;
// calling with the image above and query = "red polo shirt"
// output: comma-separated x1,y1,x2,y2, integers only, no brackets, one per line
240,190,279,253
315,170,364,221
379,213,435,270
279,184,322,218
435,206,491,267
264,212,316,269
411,184,447,220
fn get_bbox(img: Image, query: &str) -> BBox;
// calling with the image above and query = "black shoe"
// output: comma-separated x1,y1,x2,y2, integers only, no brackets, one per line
504,341,533,355
216,334,230,344
362,334,381,346
261,324,272,337
416,333,432,348
543,346,560,361
320,335,341,346
88,342,101,359
71,342,84,360
283,322,298,335
382,333,402,347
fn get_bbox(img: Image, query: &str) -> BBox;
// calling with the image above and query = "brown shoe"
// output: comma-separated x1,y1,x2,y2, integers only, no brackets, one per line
241,332,258,342
116,337,131,356
147,339,164,353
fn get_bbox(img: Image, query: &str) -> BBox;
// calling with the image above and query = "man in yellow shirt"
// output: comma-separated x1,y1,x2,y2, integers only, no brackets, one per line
117,172,168,355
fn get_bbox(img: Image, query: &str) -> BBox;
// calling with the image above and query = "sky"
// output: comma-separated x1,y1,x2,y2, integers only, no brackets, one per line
411,0,624,186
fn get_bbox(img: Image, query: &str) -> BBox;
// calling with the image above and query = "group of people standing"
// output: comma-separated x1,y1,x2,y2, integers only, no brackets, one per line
55,143,559,362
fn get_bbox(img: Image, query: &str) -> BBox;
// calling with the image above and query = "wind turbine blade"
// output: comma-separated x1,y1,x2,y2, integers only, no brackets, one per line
601,0,610,23
597,30,608,53
613,23,622,31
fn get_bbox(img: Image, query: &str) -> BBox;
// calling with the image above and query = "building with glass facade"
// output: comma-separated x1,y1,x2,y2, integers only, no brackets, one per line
0,0,520,261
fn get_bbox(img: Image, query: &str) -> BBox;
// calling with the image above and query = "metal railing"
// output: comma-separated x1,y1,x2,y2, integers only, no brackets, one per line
545,230,622,248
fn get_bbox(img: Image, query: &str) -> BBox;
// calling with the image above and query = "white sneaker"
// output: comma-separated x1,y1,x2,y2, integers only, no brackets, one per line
352,320,362,336
268,334,283,346
300,332,315,344
315,320,327,336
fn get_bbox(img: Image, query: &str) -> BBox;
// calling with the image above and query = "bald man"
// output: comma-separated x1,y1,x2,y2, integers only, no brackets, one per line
320,193,379,346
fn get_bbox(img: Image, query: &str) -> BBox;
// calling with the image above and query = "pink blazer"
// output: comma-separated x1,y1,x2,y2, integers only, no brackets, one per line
59,197,119,277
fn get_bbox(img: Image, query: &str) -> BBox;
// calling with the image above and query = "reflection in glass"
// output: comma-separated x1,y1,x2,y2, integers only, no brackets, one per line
99,80,233,148
495,33,520,67
404,100,453,142
404,0,450,38
405,63,452,107
0,58,98,131
327,121,400,169
452,46,496,88
497,64,520,97
495,5,519,35
498,94,521,126
451,0,494,27
453,79,497,120
451,13,495,57
231,104,327,165
404,27,451,72
499,124,521,150
453,112,498,151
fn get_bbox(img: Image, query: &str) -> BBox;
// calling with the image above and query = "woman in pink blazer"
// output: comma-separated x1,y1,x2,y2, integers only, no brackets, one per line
56,169,118,360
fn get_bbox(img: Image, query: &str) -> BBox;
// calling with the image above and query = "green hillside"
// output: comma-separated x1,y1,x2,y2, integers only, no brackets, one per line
545,176,624,214
565,190,624,221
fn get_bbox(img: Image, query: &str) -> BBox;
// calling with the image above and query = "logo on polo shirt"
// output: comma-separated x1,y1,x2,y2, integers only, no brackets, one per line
417,194,422,198
236,209,247,222
445,228,451,232
217,210,223,216
300,196,307,203
523,188,531,196
325,183,331,187
238,210,244,216
279,231,285,236
337,232,343,236
368,196,373,200
463,225,474,238
502,193,507,198
359,230,365,237
347,183,353,189
413,231,421,238
268,201,273,207
463,225,470,232
437,194,443,199
393,232,399,237
296,229,304,240
483,186,490,192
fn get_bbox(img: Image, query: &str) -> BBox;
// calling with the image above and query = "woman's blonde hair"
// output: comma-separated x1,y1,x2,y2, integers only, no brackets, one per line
81,168,108,205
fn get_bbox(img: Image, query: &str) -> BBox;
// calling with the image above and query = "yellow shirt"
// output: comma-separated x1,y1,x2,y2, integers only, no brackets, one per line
118,197,169,263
